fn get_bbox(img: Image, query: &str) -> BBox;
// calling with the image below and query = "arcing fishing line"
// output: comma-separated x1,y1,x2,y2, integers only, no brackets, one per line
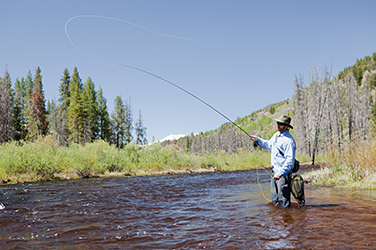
65,15,249,137
65,15,217,64
65,15,272,202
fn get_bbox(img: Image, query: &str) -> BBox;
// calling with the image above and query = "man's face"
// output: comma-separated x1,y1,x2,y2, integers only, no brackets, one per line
276,122,288,133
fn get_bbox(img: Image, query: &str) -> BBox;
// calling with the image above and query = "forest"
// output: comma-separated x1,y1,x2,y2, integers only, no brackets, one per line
1,52,376,186
0,66,147,147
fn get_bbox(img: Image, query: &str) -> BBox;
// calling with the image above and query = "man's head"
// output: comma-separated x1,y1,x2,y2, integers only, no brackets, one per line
275,114,293,133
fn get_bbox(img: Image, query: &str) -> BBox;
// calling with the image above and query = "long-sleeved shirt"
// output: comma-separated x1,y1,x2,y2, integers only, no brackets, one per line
256,130,296,177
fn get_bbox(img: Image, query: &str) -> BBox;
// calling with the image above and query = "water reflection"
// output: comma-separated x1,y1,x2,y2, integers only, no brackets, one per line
0,170,376,249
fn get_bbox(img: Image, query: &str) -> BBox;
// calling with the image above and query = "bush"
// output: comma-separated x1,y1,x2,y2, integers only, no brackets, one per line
0,137,273,184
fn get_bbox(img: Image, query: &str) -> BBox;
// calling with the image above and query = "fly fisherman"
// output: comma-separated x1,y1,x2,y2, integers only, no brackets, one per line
250,114,296,208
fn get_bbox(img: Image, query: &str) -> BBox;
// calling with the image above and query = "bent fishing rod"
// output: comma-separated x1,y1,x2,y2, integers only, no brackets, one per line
66,15,274,202
122,64,252,138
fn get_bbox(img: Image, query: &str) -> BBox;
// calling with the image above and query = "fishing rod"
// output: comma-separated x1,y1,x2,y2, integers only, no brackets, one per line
65,15,276,203
120,64,252,138
123,65,275,203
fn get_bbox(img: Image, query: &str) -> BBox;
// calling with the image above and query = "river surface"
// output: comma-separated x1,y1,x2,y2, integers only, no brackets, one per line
1,168,376,249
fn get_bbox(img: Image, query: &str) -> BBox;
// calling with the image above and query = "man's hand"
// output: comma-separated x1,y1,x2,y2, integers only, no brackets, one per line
250,135,258,142
273,173,280,180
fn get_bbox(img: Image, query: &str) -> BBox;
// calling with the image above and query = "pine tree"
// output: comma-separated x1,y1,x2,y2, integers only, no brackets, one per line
47,99,57,134
13,77,28,141
67,67,83,143
54,68,71,146
25,70,34,102
135,110,147,145
0,69,14,143
22,71,34,129
59,68,70,110
97,87,111,142
111,96,126,148
81,76,99,143
124,99,133,145
27,67,48,140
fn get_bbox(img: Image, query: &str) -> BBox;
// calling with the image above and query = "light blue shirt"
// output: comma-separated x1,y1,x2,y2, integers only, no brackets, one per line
256,130,296,177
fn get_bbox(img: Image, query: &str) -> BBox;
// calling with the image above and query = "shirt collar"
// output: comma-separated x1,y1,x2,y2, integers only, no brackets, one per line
279,130,289,137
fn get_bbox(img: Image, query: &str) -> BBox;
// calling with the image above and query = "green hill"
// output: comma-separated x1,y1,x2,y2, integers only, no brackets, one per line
164,52,376,158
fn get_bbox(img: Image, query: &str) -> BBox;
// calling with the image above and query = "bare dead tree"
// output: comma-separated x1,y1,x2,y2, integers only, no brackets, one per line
345,71,357,141
330,77,344,152
356,70,374,140
293,74,310,155
306,65,330,165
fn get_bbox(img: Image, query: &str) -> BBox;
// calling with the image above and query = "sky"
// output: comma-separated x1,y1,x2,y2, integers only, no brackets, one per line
1,0,376,142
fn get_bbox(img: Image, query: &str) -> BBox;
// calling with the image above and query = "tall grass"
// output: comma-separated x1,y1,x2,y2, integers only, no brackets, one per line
0,135,272,184
309,139,376,189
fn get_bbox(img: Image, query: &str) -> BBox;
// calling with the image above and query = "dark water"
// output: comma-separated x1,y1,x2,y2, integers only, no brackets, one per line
1,169,376,249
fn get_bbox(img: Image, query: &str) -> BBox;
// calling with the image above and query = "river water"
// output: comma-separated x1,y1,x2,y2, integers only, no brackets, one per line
1,169,376,249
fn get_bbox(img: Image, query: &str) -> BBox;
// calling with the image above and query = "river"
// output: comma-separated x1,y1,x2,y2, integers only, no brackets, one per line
1,168,376,249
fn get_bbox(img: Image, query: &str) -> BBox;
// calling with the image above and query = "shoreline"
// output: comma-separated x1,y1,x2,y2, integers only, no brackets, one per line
1,164,320,186
0,166,224,185
3,163,374,190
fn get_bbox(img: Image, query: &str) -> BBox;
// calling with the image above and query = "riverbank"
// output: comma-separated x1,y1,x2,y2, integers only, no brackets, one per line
303,166,376,190
2,135,375,189
0,136,273,185
301,139,376,190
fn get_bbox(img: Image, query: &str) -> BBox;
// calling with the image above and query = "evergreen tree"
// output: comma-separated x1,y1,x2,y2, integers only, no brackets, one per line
54,68,71,146
124,99,133,145
97,86,111,142
59,68,70,110
0,69,14,143
135,110,147,145
25,70,34,101
13,77,28,141
27,67,48,140
22,70,34,129
47,99,57,133
81,76,98,143
67,67,83,143
111,96,126,148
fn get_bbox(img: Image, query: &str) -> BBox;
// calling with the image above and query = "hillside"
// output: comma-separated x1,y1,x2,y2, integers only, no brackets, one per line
163,52,376,157
160,99,294,154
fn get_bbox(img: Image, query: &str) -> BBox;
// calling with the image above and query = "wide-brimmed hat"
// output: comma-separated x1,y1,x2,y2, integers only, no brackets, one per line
275,114,293,129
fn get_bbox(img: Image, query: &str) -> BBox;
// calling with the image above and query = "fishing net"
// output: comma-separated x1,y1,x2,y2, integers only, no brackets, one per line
291,174,305,206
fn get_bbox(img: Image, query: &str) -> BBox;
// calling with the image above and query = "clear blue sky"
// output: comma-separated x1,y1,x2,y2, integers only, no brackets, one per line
1,0,376,142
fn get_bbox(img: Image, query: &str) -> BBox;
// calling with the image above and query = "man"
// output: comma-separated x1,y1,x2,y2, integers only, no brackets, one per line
250,114,296,208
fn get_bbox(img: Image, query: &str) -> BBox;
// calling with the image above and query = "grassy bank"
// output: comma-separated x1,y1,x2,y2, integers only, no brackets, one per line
304,139,376,189
0,136,272,184
4,135,373,189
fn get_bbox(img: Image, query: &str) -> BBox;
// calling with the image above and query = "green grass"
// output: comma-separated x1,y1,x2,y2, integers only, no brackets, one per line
5,135,375,189
0,135,272,184
306,139,376,189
